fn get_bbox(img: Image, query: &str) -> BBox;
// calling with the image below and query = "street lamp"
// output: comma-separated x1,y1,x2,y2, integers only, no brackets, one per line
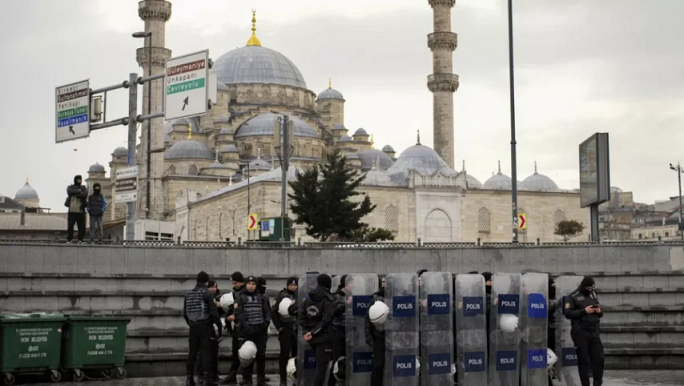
133,31,153,219
507,0,519,244
669,162,683,240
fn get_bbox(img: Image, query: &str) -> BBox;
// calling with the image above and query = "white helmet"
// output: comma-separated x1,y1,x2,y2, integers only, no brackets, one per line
547,348,558,369
286,357,297,380
279,298,293,317
238,341,257,368
369,301,389,325
499,314,519,333
333,356,346,382
220,292,235,312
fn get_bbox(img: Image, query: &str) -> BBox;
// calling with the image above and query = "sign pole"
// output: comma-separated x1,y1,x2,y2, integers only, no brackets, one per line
126,73,138,241
508,0,519,244
281,115,289,242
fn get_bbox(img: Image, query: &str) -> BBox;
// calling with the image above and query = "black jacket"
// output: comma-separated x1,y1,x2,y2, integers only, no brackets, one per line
66,184,88,213
235,289,271,337
364,289,385,347
183,284,221,330
331,288,347,338
564,288,603,331
298,286,334,346
272,288,297,330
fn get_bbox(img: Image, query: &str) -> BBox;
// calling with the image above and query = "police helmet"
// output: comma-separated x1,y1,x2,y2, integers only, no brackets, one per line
286,357,297,380
369,301,389,325
279,297,293,317
547,348,558,369
499,314,519,333
333,356,346,382
238,341,257,368
220,292,235,312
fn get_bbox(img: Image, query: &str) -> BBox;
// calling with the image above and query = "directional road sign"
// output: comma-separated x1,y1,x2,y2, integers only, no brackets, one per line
115,166,138,203
165,50,209,121
518,212,527,230
248,213,258,231
56,80,90,143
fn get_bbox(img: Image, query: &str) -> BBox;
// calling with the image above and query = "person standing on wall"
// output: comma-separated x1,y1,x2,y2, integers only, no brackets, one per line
65,175,88,243
87,183,107,243
221,272,246,385
299,274,335,386
565,276,604,386
184,271,222,386
235,276,271,386
272,277,299,386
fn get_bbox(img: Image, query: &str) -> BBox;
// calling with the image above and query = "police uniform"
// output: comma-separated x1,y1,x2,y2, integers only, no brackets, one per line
184,272,221,386
329,275,350,386
221,273,246,386
298,274,335,386
364,284,385,386
564,276,604,386
235,276,271,386
272,277,299,386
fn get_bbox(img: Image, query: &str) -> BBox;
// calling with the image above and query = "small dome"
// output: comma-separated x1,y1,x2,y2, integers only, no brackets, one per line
214,46,307,89
459,161,482,189
358,149,394,171
165,140,214,160
521,165,558,191
318,88,344,100
339,135,352,142
362,168,393,186
346,153,360,160
386,144,458,183
235,113,318,139
248,157,271,171
483,164,512,190
354,128,368,136
382,145,395,153
215,116,230,125
15,182,39,200
113,147,128,157
207,162,228,169
333,124,347,131
219,127,233,135
172,118,191,127
88,163,105,173
220,144,240,153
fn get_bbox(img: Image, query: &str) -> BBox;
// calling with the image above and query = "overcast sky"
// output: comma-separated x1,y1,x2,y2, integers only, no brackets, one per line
1,0,683,211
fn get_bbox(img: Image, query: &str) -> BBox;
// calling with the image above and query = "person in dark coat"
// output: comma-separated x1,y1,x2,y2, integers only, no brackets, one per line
87,183,107,243
272,277,298,386
184,272,221,386
235,276,271,386
65,175,88,243
565,276,604,386
298,274,335,386
365,277,386,386
547,277,557,386
220,272,245,385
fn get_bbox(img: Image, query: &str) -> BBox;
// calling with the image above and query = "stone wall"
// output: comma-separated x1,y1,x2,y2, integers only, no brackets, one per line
0,243,682,376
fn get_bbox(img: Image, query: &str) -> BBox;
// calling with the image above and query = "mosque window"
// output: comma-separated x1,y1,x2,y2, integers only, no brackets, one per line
168,165,176,175
639,234,642,239
385,205,399,233
553,210,566,226
478,207,491,233
219,213,223,240
188,165,198,175
665,232,669,237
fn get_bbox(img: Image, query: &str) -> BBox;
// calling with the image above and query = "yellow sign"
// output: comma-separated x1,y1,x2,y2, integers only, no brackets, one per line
518,213,527,230
248,213,258,231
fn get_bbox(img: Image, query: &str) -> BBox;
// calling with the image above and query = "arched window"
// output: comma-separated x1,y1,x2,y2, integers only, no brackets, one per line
385,205,399,233
478,207,491,233
553,210,566,226
232,208,237,236
652,232,656,238
665,232,669,237
638,233,642,239
188,165,198,175
168,165,176,175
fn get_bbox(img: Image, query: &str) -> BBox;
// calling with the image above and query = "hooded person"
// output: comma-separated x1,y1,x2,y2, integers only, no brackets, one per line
65,175,88,243
273,277,299,386
257,277,268,296
298,274,335,386
564,276,604,386
234,276,271,386
87,182,107,243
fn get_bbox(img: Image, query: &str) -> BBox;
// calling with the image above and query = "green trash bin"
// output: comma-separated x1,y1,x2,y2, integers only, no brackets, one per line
0,313,66,385
60,315,130,381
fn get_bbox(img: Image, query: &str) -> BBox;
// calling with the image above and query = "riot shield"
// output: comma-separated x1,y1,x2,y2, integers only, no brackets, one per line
520,273,549,386
555,276,583,386
454,274,487,386
297,273,323,385
384,273,419,386
488,273,522,386
345,274,379,384
419,272,454,385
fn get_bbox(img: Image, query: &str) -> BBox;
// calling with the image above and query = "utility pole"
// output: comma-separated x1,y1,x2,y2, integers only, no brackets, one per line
508,0,519,244
247,163,251,241
280,115,290,242
126,73,138,241
671,162,684,241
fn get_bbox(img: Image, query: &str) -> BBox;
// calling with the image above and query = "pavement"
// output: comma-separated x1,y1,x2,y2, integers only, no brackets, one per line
20,370,684,386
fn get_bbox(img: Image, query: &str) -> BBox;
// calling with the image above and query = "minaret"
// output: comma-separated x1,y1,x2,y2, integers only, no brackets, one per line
427,0,459,168
137,0,172,220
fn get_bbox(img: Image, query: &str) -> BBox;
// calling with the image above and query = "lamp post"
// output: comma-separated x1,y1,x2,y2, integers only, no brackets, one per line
133,31,153,219
670,162,683,240
508,0,519,244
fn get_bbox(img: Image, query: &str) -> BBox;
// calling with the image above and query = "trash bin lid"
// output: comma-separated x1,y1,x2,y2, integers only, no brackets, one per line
0,313,67,323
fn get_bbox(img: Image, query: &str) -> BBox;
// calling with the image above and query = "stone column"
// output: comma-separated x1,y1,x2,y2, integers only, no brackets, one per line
136,0,172,220
427,0,459,169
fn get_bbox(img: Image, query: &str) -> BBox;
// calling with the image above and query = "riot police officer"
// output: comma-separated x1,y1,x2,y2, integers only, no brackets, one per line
184,271,221,386
564,276,604,386
235,276,271,386
298,274,335,386
330,274,353,386
221,272,246,385
272,277,298,386
365,277,386,386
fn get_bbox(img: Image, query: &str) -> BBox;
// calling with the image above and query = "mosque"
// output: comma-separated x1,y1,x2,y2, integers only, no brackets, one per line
4,1,587,243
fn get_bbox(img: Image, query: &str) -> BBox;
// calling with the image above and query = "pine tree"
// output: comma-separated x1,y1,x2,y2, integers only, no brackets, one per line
289,150,394,242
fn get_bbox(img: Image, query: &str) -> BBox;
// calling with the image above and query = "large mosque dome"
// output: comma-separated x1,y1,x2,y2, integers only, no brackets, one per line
521,164,558,191
214,46,307,89
235,112,318,139
165,140,214,161
386,142,458,183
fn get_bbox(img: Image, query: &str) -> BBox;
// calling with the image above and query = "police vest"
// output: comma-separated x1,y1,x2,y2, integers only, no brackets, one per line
185,287,209,323
567,290,601,330
241,292,265,326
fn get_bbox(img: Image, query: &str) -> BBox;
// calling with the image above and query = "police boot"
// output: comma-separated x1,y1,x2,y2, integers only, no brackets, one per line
240,375,253,386
204,372,217,386
219,372,237,385
256,375,270,386
186,372,197,386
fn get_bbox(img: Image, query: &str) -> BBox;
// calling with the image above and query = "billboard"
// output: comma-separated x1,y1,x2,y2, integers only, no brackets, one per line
579,133,610,207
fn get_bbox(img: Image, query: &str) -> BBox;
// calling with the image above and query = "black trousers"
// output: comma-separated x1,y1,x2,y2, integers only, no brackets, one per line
226,333,241,379
278,326,298,382
312,342,332,386
572,328,604,386
329,331,345,386
370,335,385,386
196,339,220,380
187,323,215,379
67,213,86,241
241,332,267,382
